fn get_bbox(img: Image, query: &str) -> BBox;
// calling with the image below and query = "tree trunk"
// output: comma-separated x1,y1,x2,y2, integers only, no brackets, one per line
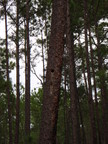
95,22,108,144
78,35,88,95
15,1,20,144
83,0,97,144
4,0,12,144
78,35,87,144
66,0,81,144
25,0,30,143
88,27,102,144
39,0,66,143
63,69,70,144
41,29,45,84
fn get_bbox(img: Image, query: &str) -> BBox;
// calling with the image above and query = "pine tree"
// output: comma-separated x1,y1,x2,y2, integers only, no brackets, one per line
83,0,97,143
25,0,31,143
39,0,66,143
14,0,20,143
66,0,81,143
4,0,13,143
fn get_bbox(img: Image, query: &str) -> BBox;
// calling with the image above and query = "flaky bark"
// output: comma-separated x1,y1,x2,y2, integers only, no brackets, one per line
39,0,66,143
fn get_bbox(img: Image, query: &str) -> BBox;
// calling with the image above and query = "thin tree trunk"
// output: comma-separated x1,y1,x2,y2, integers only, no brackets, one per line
66,0,81,144
78,99,86,144
15,1,20,144
25,0,30,143
78,35,88,94
45,11,49,58
4,0,12,144
78,36,87,144
4,110,8,144
95,22,108,144
39,0,66,143
81,54,88,95
88,27,102,144
63,69,69,144
83,0,97,144
41,29,45,84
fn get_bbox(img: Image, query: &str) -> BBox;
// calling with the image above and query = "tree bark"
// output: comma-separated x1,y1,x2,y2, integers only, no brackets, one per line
83,0,97,143
15,1,20,144
95,22,108,144
63,69,70,144
88,27,102,144
78,35,87,144
39,0,66,143
66,0,81,144
25,0,30,143
4,0,12,144
78,34,89,96
41,29,45,84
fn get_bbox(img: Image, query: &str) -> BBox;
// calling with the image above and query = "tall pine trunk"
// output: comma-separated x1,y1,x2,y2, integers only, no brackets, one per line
4,0,12,143
25,0,30,143
78,35,88,94
83,0,97,143
88,27,102,144
15,1,20,144
66,1,81,144
63,67,70,144
78,35,87,144
95,23,108,144
41,30,45,84
39,0,66,143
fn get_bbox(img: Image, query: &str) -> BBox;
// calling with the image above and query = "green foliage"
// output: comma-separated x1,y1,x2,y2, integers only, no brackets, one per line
9,61,15,70
30,88,43,143
0,82,15,143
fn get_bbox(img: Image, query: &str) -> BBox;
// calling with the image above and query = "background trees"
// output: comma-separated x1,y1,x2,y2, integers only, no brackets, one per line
0,0,108,144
